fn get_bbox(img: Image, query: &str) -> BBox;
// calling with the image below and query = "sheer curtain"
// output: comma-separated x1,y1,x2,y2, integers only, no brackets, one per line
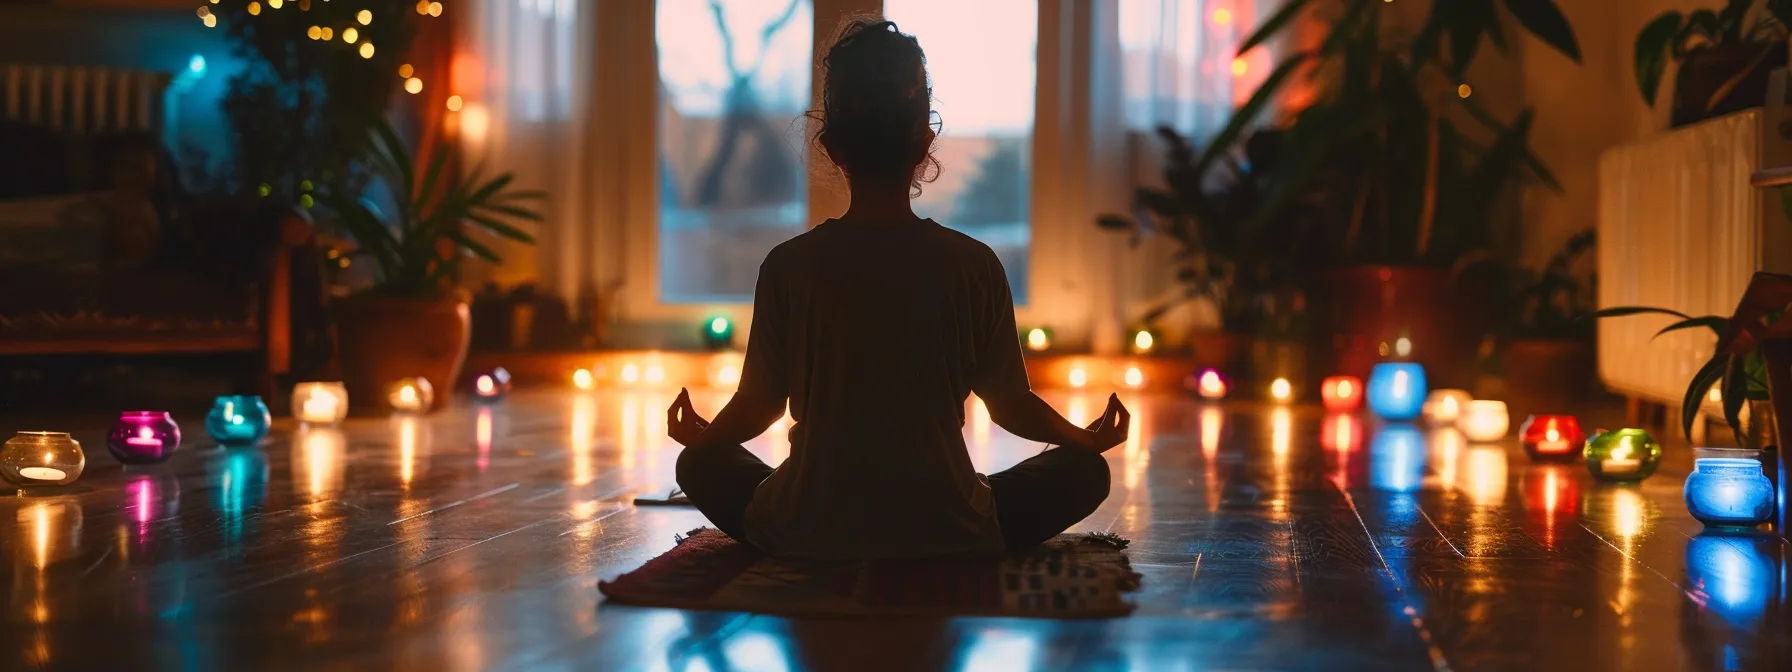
459,0,600,296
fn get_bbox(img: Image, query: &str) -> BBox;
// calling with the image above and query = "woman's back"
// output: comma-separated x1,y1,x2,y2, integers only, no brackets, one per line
741,217,1025,559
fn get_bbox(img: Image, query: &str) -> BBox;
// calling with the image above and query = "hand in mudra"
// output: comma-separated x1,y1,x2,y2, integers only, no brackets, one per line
1083,393,1131,453
667,388,710,447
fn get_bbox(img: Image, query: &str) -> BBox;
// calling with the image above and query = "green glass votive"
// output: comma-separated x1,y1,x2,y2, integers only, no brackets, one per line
1583,428,1662,482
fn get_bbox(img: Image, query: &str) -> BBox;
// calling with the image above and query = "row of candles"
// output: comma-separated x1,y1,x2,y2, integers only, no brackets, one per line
0,368,516,489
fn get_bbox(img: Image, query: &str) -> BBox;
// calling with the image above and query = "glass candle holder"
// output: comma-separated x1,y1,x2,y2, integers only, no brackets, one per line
1191,368,1227,400
1583,428,1663,482
1128,327,1158,355
1519,415,1585,462
1320,376,1364,412
385,377,436,414
1366,362,1427,420
107,411,182,464
1,432,86,486
206,395,271,446
473,367,513,401
1457,400,1510,443
701,316,735,350
1023,327,1053,353
292,381,349,425
1422,389,1472,425
1684,448,1776,527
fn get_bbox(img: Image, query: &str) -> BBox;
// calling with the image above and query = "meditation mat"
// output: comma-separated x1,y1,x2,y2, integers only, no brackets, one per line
599,528,1142,618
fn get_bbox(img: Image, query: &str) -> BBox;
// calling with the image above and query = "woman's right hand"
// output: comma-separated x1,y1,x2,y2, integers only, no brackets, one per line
1081,393,1131,453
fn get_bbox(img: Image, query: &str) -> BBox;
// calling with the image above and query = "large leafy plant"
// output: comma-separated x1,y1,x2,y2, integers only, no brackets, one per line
1095,129,1303,335
1200,0,1579,266
1635,0,1788,110
318,121,543,298
1476,228,1596,341
1591,305,1771,441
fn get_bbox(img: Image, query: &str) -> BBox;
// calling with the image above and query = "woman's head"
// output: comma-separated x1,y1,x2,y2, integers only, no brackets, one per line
812,19,939,191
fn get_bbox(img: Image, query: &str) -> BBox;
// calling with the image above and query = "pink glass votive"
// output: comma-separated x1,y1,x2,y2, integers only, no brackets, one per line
107,411,182,465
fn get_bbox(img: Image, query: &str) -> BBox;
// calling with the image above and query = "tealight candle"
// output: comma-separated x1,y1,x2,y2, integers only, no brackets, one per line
385,377,436,414
473,367,513,401
701,316,735,350
1366,362,1427,420
1269,377,1294,403
1457,400,1509,443
1023,327,1053,352
107,411,182,464
1129,328,1157,355
1320,376,1363,412
1068,366,1088,389
1123,366,1145,388
206,395,272,446
1192,368,1227,400
1,432,85,486
1422,389,1472,425
1583,428,1663,482
1519,415,1584,461
292,382,349,425
1684,448,1775,526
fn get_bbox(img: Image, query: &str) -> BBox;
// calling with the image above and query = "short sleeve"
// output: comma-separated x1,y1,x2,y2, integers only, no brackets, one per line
737,260,790,402
970,253,1030,402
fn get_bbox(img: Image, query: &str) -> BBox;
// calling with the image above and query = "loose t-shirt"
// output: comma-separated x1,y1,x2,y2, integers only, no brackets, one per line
739,218,1030,560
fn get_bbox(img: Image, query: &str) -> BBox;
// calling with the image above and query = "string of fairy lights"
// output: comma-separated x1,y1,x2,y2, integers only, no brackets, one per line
193,0,449,104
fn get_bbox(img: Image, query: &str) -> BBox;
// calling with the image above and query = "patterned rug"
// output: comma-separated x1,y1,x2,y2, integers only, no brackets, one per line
599,528,1142,619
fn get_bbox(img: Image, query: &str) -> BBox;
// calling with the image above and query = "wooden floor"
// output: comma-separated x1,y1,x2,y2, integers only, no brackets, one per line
2,389,1788,671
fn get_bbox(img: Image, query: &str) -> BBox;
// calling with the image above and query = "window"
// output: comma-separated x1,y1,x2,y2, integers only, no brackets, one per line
1118,0,1270,140
656,0,814,303
883,0,1036,304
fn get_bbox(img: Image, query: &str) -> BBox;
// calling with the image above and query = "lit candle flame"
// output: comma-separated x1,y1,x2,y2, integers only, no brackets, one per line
1132,330,1154,352
476,375,496,395
1025,328,1049,351
572,368,595,390
1124,367,1144,388
1068,367,1088,389
1270,378,1292,402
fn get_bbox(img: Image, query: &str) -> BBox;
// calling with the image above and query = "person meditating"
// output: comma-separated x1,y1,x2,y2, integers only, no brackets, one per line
667,18,1130,561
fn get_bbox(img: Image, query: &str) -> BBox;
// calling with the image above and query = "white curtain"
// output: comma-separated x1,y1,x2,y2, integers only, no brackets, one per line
1117,0,1273,142
460,0,600,296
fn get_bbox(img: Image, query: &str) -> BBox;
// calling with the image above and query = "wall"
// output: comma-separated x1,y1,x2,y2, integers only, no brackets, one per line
1517,0,1694,266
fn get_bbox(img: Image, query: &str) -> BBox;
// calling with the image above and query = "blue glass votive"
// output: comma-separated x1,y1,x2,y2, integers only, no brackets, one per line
205,395,271,446
1685,449,1776,528
1366,362,1427,421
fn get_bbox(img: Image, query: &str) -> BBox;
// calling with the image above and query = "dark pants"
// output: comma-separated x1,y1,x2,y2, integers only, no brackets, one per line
674,444,1112,554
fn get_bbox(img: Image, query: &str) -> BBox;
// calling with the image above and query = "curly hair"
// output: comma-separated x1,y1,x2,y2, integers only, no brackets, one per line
808,18,941,192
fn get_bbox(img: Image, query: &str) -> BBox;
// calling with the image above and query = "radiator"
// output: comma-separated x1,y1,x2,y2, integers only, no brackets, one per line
1,64,171,133
1597,107,1792,411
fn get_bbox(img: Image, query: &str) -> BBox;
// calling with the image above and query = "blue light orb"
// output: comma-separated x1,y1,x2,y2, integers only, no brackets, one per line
188,54,207,75
1685,454,1775,528
1366,362,1427,421
1370,423,1426,492
205,395,271,446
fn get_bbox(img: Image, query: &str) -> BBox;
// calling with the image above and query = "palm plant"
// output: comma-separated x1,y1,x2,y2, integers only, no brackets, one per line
317,121,543,297
1635,0,1787,110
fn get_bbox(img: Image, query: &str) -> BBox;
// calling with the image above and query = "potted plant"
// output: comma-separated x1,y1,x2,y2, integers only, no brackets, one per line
318,120,542,413
1467,229,1596,404
1636,0,1789,128
1208,0,1580,387
1096,129,1303,375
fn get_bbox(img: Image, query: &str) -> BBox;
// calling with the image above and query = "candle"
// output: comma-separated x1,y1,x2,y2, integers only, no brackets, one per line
1457,400,1510,443
1,432,85,486
106,411,182,464
572,368,595,390
1518,415,1585,461
205,395,271,446
1129,328,1157,355
1366,362,1427,420
1269,377,1294,403
1068,366,1088,389
1192,368,1227,400
1422,389,1472,425
1124,366,1145,388
701,316,735,350
292,382,349,425
1024,327,1053,352
473,367,513,401
1684,448,1775,526
385,377,435,414
1582,428,1662,482
1320,376,1363,412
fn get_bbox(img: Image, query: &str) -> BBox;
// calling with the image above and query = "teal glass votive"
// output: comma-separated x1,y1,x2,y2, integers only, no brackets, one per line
1685,448,1776,528
1582,428,1662,482
206,395,271,446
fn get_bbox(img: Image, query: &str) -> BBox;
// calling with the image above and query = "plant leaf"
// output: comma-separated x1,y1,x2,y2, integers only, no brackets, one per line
443,230,502,264
1653,316,1730,339
1635,12,1684,104
1502,0,1582,61
1238,0,1315,56
1096,214,1135,231
1682,354,1729,439
1192,52,1312,180
1588,305,1694,321
467,213,537,243
1724,354,1749,438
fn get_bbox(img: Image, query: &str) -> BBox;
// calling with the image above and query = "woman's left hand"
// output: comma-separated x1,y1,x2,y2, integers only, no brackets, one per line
667,388,711,446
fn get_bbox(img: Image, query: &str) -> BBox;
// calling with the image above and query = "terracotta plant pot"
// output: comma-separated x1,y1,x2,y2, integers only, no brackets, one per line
335,294,471,415
1502,338,1594,408
1671,43,1789,128
1319,266,1477,388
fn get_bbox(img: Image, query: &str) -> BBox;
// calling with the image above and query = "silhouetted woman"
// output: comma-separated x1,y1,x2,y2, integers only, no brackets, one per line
668,19,1129,560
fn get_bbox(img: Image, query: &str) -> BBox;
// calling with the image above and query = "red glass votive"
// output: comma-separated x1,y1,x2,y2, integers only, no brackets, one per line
1519,415,1584,462
107,411,182,465
1321,376,1364,412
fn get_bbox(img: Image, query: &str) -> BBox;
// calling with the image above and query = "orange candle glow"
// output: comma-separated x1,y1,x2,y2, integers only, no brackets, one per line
1320,376,1363,412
